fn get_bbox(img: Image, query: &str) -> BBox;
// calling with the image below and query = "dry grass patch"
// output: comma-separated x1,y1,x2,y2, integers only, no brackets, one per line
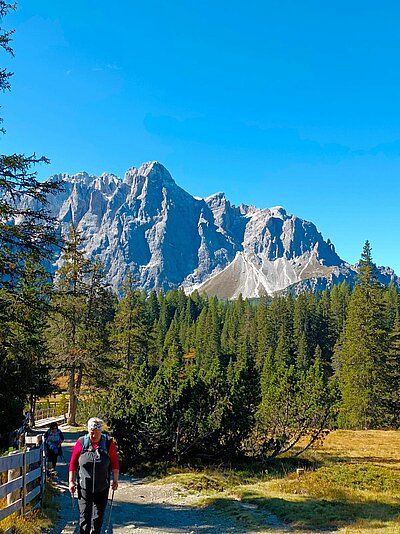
154,467,248,493
0,483,59,534
312,430,400,469
0,476,60,534
153,430,400,533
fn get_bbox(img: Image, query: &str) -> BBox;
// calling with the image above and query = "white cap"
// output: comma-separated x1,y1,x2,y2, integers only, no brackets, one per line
87,418,103,431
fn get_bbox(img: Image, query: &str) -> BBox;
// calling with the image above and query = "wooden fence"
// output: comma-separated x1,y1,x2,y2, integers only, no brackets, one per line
0,435,46,533
34,400,68,423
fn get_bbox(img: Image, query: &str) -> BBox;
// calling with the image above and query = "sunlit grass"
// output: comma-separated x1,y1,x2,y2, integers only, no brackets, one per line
311,430,400,469
0,477,59,534
152,430,400,533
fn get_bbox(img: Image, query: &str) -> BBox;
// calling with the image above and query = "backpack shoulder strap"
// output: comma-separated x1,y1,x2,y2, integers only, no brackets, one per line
79,434,91,452
99,433,112,454
79,433,111,454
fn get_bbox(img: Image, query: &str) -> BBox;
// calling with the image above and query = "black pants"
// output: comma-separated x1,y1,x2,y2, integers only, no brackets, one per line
47,448,58,470
77,486,109,534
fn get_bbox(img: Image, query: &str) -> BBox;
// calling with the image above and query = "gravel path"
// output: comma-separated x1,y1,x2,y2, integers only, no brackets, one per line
108,477,243,533
43,426,289,534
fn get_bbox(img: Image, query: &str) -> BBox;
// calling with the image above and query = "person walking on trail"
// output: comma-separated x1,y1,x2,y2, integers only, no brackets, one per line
44,421,64,475
68,417,119,534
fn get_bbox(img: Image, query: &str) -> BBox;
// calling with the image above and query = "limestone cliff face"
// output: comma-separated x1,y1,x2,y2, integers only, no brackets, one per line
30,161,398,297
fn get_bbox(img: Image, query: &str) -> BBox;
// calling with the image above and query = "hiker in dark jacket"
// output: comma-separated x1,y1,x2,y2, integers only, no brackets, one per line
68,418,119,534
44,421,64,475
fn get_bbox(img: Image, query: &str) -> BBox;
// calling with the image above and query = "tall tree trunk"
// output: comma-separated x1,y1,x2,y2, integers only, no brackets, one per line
68,367,78,425
76,364,84,394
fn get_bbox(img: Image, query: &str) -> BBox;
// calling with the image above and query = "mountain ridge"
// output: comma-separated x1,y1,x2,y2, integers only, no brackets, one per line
26,161,399,297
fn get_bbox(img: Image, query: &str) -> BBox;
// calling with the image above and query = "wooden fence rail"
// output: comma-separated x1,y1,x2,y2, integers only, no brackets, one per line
35,405,57,421
33,401,68,429
0,434,46,533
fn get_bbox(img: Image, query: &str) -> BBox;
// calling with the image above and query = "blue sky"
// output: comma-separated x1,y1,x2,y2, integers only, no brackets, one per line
1,1,400,273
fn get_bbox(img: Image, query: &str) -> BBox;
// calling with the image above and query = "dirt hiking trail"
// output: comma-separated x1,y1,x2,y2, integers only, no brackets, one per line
42,426,291,534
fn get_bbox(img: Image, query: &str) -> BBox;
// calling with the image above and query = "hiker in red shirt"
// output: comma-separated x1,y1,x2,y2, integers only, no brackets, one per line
69,418,119,534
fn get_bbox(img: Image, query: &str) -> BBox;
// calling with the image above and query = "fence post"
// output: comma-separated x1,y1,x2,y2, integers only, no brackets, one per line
7,450,19,507
41,439,47,501
18,430,25,450
21,447,27,515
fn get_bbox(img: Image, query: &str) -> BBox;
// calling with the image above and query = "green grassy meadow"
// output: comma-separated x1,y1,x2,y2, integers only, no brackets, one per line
157,430,400,533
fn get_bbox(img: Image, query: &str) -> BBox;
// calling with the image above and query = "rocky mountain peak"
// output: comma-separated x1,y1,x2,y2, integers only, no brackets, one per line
94,173,120,197
205,191,226,204
139,161,175,184
28,161,398,298
123,161,181,202
64,171,95,187
267,205,287,218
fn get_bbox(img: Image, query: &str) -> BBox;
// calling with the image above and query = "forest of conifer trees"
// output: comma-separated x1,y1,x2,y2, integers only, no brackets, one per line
1,209,399,465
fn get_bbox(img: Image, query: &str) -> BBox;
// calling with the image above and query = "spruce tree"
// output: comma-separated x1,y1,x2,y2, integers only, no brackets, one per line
380,318,400,427
330,282,350,340
255,298,271,369
0,4,61,431
47,226,113,424
383,281,399,330
336,241,388,428
0,256,54,429
110,271,148,371
0,3,61,283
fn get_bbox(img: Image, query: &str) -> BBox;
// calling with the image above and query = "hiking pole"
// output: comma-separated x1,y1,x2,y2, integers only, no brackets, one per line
71,491,78,532
104,488,115,534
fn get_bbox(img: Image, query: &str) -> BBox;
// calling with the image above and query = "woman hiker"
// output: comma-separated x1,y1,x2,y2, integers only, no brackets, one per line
44,421,64,475
68,417,119,534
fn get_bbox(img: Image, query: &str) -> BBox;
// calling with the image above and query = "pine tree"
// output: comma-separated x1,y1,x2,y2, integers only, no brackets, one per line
251,347,336,459
336,241,388,428
79,259,115,387
380,318,400,427
110,271,148,371
0,4,64,431
47,226,113,424
383,281,399,330
0,256,54,429
0,3,61,283
105,361,152,462
143,346,188,461
12,258,54,422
